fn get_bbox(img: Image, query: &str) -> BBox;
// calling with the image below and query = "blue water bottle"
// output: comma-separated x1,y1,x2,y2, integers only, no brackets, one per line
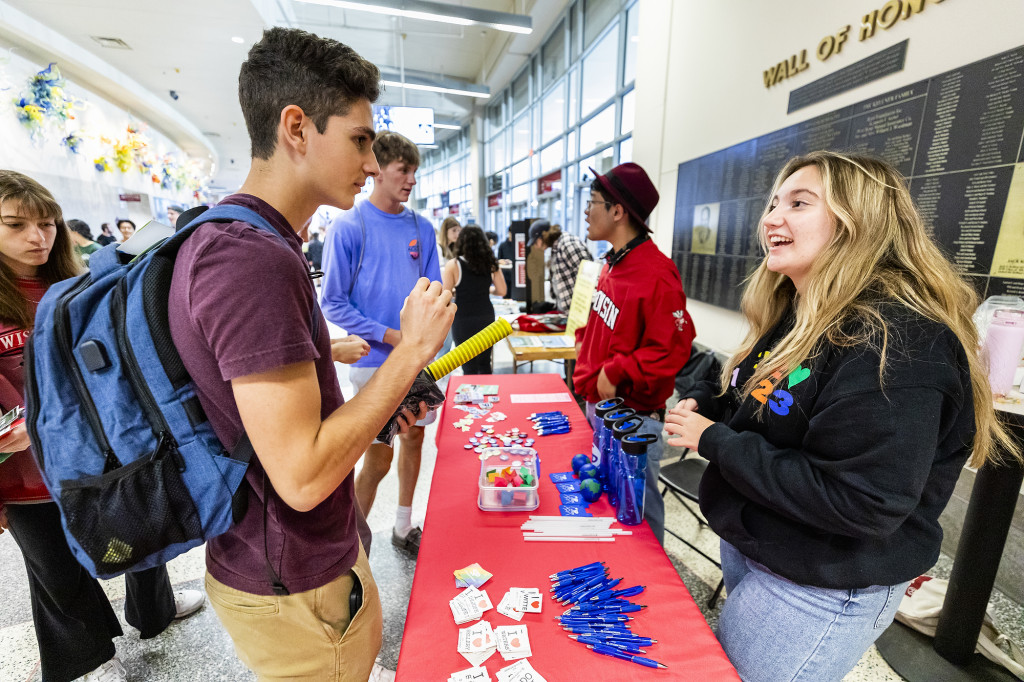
591,398,623,470
600,408,635,492
617,433,657,525
608,416,642,508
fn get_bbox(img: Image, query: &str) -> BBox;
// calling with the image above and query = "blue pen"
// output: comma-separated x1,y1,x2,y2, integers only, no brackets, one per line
551,571,607,592
551,565,606,585
558,574,611,602
550,561,604,579
560,615,633,624
575,577,621,603
590,585,646,601
573,632,657,645
587,644,668,669
571,635,646,654
562,625,633,635
572,602,645,613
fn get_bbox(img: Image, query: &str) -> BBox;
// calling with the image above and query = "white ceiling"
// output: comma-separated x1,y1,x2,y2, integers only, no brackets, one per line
2,0,568,191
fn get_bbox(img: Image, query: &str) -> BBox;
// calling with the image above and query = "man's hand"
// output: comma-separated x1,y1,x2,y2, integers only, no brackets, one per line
397,278,455,367
596,368,616,400
394,401,429,435
0,423,31,454
665,402,715,450
331,335,370,364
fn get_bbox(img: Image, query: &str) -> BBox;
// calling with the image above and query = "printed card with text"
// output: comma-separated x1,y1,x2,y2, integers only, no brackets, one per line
454,563,493,589
496,592,524,621
456,620,497,667
510,587,543,613
448,666,492,682
496,659,548,682
495,625,532,661
450,591,483,624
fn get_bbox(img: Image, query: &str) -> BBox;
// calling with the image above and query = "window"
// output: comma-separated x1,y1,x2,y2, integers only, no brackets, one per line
512,70,530,116
584,0,620,49
566,130,577,164
542,21,566,90
541,82,565,144
581,24,619,118
619,137,633,163
567,67,580,127
512,158,531,186
487,100,503,136
621,89,635,136
540,142,564,174
579,106,615,155
512,113,531,161
624,3,639,85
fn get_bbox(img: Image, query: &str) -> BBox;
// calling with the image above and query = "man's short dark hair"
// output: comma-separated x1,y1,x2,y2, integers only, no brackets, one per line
373,131,420,169
240,28,381,160
67,219,92,240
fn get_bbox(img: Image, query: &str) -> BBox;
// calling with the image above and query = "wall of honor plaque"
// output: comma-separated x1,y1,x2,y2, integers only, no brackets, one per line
673,44,1024,311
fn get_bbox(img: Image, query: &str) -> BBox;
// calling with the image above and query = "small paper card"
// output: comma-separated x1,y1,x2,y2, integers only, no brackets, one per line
509,588,543,614
458,621,495,653
559,504,592,517
448,666,492,682
450,587,489,624
496,660,548,682
559,492,585,505
496,592,524,621
549,472,575,483
555,481,581,493
454,563,493,589
495,625,532,661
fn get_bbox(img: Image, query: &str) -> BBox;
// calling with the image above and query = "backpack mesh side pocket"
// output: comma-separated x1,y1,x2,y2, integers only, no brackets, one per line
60,445,202,574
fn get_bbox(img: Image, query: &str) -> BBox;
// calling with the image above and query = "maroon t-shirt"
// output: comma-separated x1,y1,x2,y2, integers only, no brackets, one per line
168,194,358,595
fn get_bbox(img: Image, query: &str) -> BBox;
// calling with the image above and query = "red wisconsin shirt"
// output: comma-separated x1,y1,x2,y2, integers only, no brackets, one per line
0,277,52,504
573,239,695,412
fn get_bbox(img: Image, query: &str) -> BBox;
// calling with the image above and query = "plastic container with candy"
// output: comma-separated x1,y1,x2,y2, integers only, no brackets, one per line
478,447,540,512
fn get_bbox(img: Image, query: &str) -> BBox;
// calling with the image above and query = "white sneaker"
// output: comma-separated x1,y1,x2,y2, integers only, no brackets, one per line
172,589,205,619
369,660,396,682
80,657,127,682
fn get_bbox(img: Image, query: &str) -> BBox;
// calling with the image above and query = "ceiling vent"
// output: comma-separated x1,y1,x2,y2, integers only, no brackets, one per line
91,36,132,49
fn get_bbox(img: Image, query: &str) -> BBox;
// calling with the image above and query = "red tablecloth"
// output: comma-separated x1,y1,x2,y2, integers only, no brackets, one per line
395,374,738,681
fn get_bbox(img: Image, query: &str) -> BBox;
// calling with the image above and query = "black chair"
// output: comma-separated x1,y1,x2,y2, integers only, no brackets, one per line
660,348,726,608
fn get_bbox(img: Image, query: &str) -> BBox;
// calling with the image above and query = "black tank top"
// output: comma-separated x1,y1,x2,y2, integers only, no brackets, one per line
454,258,494,318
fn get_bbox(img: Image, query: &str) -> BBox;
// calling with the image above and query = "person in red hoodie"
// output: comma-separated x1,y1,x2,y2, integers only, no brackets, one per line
0,171,203,682
573,163,695,544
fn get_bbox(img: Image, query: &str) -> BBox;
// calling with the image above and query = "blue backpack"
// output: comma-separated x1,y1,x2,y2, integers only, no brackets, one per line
25,205,312,583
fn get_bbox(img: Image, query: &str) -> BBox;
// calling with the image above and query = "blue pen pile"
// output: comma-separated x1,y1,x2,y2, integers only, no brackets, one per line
529,411,571,436
548,561,667,670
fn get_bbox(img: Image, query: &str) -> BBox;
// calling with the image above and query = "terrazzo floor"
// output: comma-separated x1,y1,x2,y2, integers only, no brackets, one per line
1,338,1020,681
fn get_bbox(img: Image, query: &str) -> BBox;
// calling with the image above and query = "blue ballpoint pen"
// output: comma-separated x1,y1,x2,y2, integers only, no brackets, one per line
587,644,668,669
571,635,645,654
559,575,611,603
561,625,632,635
590,585,646,601
560,613,632,622
572,631,656,644
575,577,621,603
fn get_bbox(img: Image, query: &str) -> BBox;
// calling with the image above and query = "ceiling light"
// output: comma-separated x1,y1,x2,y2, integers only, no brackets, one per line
91,36,131,49
433,122,461,130
381,79,489,99
294,0,532,35
231,36,245,43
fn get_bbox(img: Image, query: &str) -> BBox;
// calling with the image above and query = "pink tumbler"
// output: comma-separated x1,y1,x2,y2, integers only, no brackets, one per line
984,309,1024,396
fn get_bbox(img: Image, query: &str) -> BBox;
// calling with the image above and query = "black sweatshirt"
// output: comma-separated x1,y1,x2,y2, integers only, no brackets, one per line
688,304,975,588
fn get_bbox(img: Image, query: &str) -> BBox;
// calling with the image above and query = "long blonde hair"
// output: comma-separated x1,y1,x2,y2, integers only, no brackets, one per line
724,151,1018,467
0,170,82,329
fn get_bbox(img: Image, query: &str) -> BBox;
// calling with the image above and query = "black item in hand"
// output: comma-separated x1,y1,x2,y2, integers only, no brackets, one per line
376,370,446,446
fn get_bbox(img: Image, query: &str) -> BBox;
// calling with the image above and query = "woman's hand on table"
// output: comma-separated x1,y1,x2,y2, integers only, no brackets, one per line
665,401,714,450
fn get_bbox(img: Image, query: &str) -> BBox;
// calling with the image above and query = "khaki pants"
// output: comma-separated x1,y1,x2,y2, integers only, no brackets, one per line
206,544,382,681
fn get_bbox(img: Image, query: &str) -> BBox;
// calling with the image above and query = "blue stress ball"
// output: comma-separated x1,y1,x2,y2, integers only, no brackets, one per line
578,463,599,481
571,453,590,475
580,478,602,502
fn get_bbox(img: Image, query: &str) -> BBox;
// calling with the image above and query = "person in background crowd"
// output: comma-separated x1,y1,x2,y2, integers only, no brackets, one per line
116,218,136,242
573,162,695,545
528,221,592,313
166,204,186,228
306,229,324,271
439,216,461,262
497,229,515,299
167,30,452,680
485,230,499,253
67,218,101,264
95,222,117,246
665,151,1021,682
0,170,204,682
442,225,506,374
321,130,443,557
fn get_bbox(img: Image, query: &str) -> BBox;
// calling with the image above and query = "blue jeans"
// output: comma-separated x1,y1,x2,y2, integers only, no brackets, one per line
718,540,909,682
585,403,666,545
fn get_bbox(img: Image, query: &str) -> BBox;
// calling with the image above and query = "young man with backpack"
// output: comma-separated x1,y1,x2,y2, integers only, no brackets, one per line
320,131,441,555
165,29,453,679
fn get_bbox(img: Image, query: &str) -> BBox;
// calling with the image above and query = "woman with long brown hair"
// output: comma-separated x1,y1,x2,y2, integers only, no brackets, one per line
665,151,1019,682
0,170,202,682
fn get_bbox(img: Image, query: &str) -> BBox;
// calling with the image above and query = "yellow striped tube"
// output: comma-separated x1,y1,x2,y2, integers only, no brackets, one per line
426,318,514,380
